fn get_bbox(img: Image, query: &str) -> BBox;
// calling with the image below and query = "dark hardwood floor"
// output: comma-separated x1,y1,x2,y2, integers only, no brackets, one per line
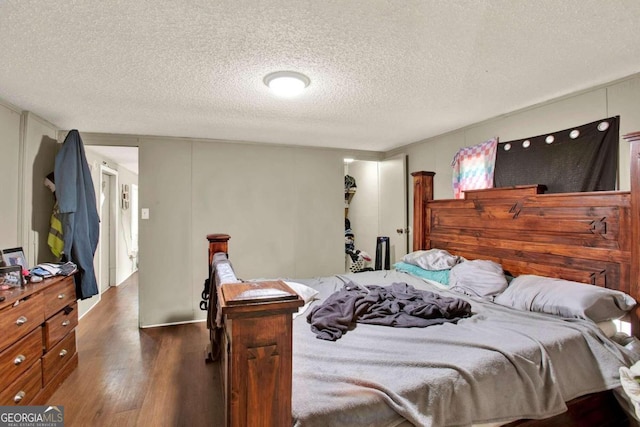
47,272,224,426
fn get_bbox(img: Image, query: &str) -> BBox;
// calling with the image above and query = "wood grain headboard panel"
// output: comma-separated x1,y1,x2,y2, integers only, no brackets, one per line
426,188,630,288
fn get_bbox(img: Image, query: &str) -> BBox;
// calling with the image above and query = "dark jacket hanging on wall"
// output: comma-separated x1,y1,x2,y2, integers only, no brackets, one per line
54,130,100,299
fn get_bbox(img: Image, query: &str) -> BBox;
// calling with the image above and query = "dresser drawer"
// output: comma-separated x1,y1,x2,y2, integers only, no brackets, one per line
43,329,76,386
44,303,78,350
44,277,76,319
0,359,42,405
0,293,44,352
0,328,43,389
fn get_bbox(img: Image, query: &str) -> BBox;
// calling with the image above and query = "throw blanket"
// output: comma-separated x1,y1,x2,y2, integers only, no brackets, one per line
307,281,472,341
451,137,498,199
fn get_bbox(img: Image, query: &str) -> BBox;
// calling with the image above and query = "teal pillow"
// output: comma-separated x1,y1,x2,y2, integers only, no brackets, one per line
393,262,450,285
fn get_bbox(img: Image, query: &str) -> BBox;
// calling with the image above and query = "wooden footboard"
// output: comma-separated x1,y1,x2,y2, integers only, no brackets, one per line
206,234,303,427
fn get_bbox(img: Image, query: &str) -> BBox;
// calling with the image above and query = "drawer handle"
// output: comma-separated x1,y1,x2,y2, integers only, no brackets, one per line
62,320,70,327
16,316,27,326
14,391,25,403
59,349,68,357
14,354,26,365
58,293,65,299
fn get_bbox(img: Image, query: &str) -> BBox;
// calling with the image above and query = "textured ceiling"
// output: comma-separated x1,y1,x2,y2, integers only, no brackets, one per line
1,0,640,152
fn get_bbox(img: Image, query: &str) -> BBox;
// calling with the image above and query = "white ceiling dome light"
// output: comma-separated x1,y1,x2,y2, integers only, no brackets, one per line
264,71,310,98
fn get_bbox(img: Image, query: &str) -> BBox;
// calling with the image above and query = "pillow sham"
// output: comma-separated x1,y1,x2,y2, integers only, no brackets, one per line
494,274,636,322
393,262,450,286
402,249,461,271
284,281,320,319
449,259,508,300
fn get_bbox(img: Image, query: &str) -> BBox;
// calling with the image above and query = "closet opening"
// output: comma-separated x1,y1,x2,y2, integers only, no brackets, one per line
343,154,407,273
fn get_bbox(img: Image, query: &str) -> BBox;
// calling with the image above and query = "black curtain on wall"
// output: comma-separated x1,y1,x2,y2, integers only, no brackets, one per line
494,116,619,193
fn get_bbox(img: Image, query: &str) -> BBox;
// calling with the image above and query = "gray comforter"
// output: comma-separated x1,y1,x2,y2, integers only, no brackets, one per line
288,270,639,427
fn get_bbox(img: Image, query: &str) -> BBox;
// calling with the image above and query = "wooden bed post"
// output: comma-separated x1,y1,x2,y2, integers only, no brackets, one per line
207,233,231,276
207,233,230,258
623,132,640,335
205,233,231,361
411,171,435,251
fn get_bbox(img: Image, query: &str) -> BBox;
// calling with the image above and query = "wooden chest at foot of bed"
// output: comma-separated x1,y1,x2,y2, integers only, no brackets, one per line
218,280,303,427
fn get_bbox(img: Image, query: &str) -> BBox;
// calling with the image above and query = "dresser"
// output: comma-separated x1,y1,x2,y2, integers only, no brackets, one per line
0,275,78,405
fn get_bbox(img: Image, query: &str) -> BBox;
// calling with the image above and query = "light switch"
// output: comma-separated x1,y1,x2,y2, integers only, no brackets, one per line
141,208,150,220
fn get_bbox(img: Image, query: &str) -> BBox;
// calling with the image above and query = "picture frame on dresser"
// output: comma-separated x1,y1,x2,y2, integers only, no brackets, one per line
1,247,28,270
0,265,24,288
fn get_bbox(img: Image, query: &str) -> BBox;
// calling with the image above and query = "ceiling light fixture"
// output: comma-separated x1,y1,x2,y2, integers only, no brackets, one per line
264,71,310,98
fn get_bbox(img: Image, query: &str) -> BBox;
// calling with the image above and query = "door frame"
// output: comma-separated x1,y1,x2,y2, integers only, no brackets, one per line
378,153,408,264
99,164,119,293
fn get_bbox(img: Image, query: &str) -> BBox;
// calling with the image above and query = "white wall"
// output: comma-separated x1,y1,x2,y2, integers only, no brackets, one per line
114,166,139,279
390,73,640,250
130,137,343,327
0,104,60,272
21,114,59,267
0,101,21,250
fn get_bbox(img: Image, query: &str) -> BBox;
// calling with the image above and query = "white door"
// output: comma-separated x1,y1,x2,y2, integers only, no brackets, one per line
378,154,408,266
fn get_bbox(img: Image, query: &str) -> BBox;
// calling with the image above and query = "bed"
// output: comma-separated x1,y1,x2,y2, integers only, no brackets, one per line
205,132,640,427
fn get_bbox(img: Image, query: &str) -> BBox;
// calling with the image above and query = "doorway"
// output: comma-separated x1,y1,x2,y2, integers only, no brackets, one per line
76,145,139,319
344,155,407,271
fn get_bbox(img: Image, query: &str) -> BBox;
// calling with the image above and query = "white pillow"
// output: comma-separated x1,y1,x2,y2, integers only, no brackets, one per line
449,259,508,300
284,281,320,319
494,275,636,322
402,249,461,271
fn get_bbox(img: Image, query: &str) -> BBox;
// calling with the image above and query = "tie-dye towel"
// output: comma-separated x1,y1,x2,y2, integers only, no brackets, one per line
451,137,498,199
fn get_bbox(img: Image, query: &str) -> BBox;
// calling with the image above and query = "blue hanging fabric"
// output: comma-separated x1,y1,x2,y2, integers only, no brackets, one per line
54,129,100,299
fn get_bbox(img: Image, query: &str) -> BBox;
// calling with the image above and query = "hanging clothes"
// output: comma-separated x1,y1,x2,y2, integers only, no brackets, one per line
48,202,64,258
54,129,100,299
44,172,64,258
451,137,498,199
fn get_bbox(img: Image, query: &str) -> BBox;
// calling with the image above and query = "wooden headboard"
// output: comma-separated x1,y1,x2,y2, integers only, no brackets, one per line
411,134,640,336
